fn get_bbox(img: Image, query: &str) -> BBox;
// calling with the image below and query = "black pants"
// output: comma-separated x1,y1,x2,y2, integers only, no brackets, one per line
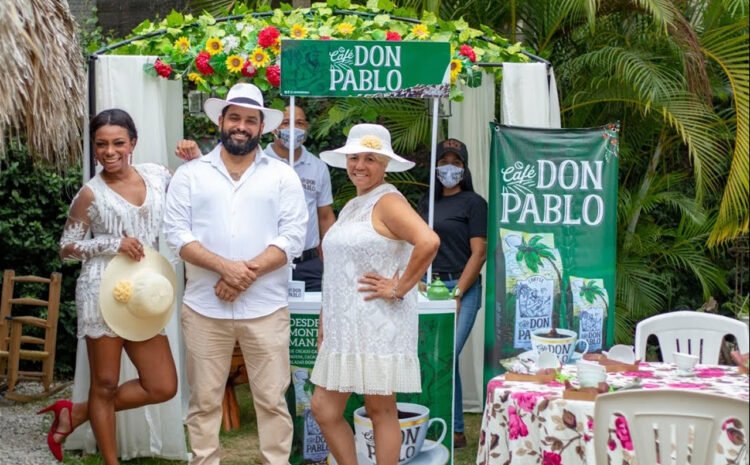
293,256,323,292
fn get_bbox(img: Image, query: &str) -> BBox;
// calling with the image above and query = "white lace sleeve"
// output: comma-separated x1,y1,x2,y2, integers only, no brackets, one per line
59,186,121,262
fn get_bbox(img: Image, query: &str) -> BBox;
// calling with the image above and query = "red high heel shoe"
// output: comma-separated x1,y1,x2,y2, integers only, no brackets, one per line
37,399,74,461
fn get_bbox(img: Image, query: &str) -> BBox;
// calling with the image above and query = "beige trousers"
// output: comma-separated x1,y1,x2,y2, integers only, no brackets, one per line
181,304,293,465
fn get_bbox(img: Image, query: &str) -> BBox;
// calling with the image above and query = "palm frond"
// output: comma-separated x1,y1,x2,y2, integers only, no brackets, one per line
0,0,85,168
701,19,750,244
629,0,680,31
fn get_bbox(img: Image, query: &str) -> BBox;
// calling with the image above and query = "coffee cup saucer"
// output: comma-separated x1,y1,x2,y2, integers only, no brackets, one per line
675,368,695,377
333,439,450,465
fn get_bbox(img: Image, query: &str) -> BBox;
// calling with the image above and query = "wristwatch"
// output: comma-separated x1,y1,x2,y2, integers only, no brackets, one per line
452,286,462,299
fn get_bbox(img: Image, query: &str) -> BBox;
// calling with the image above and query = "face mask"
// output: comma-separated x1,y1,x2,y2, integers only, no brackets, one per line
277,127,306,150
437,164,464,189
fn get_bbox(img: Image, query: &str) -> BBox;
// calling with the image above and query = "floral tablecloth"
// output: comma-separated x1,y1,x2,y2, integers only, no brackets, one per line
476,363,749,465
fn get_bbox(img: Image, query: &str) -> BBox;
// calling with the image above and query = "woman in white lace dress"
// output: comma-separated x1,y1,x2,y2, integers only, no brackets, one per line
310,124,440,465
38,109,178,464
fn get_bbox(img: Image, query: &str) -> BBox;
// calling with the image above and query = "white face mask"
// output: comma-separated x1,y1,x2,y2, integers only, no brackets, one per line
437,164,464,189
277,127,306,150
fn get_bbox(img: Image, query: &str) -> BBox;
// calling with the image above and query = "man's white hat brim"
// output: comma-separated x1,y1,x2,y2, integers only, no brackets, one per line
204,99,283,134
99,246,177,342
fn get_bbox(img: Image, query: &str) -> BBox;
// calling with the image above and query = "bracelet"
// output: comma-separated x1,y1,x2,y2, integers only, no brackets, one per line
390,286,404,301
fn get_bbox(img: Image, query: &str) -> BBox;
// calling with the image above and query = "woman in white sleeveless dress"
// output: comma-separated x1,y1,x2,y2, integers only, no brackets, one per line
310,124,440,465
38,109,184,464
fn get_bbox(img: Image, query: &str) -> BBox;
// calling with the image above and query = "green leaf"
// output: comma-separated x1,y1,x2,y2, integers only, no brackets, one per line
166,10,184,28
371,30,386,41
373,14,390,27
377,0,395,12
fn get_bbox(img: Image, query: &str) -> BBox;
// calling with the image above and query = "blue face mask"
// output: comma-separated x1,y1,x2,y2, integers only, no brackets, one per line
437,164,464,188
277,127,306,150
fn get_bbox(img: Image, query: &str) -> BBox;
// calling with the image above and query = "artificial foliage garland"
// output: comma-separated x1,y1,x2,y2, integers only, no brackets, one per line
131,1,529,100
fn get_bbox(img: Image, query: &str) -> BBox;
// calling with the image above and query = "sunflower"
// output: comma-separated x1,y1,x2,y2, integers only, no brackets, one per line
450,59,463,83
226,55,244,73
249,47,271,68
205,37,223,56
174,36,190,53
411,24,430,40
336,23,355,36
290,24,308,39
187,72,205,85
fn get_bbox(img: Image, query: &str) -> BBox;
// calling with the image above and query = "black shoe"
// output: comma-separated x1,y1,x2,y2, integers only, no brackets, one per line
454,432,467,449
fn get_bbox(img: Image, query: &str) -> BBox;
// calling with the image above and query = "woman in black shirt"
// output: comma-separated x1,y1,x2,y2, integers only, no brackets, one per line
418,138,487,448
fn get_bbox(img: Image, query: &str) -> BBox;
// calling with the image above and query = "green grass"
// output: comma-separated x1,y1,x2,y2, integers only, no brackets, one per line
62,384,482,465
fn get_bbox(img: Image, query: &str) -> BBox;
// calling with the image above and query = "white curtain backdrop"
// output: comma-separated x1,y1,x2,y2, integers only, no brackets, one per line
66,55,188,460
446,72,495,412
501,62,561,128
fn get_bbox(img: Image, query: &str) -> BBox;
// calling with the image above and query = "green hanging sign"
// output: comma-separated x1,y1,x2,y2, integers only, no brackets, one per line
484,123,619,386
280,39,450,98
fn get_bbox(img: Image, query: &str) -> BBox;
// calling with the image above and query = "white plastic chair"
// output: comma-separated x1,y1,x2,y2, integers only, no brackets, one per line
594,390,749,465
634,311,749,363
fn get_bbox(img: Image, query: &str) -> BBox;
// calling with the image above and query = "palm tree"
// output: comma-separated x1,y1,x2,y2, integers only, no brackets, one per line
515,235,563,335
578,279,609,349
0,0,86,167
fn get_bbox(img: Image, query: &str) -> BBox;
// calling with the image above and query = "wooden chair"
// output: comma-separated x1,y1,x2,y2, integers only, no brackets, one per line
635,310,750,363
0,269,62,395
594,390,749,465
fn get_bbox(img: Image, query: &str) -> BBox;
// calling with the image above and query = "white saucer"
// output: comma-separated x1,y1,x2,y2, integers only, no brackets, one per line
330,440,450,465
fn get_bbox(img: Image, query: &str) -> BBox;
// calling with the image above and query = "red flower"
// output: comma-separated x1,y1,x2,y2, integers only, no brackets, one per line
319,35,331,40
258,26,281,48
386,31,402,41
266,64,281,87
195,51,214,75
459,44,477,62
542,451,562,465
241,61,257,78
154,58,172,78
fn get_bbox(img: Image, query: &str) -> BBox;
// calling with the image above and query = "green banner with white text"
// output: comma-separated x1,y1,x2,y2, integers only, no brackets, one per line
281,39,450,97
483,123,619,386
288,307,455,465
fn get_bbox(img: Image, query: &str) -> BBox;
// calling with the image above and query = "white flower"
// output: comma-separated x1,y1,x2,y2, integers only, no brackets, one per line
223,35,240,53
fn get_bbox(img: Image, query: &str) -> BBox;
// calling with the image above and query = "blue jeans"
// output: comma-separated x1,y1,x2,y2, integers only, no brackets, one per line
444,278,482,433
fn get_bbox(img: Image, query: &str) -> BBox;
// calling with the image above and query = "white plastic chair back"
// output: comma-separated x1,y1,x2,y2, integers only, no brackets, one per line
594,390,749,465
634,311,750,363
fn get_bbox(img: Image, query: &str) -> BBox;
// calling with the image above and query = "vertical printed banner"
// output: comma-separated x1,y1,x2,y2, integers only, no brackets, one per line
289,306,455,465
484,123,619,385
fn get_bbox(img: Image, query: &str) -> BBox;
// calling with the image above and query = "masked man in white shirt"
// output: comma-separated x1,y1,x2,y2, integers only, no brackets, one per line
164,83,307,465
264,105,334,291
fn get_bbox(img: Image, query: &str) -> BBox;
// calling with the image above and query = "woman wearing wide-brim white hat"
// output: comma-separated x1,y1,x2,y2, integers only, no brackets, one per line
311,123,440,465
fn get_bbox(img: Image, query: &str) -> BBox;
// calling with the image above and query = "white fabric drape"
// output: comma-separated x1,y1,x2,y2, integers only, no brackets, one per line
501,62,561,128
65,55,188,460
446,73,495,412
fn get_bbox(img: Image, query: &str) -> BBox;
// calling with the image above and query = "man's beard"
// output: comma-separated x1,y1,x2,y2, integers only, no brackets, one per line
220,129,260,156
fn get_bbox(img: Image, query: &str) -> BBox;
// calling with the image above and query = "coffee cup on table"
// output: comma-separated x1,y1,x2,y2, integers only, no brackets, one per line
354,402,447,465
673,352,699,373
530,328,589,365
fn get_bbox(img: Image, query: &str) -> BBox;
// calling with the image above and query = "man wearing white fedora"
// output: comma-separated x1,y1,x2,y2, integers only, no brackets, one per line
164,83,307,465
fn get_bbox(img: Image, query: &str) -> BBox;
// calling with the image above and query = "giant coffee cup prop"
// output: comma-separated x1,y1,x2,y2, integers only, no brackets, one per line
530,328,589,365
354,402,447,465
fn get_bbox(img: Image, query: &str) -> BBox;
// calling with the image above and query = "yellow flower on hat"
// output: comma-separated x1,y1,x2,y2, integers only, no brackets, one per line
249,47,271,68
174,36,190,53
360,135,383,150
113,281,133,303
291,24,308,39
226,54,244,73
411,24,430,40
205,37,223,56
336,23,355,36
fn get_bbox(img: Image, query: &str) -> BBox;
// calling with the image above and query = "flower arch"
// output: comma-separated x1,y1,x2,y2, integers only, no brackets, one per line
115,2,530,100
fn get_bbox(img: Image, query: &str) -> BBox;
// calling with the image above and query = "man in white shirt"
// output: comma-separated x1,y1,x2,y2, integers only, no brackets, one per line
164,83,307,465
264,105,335,291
